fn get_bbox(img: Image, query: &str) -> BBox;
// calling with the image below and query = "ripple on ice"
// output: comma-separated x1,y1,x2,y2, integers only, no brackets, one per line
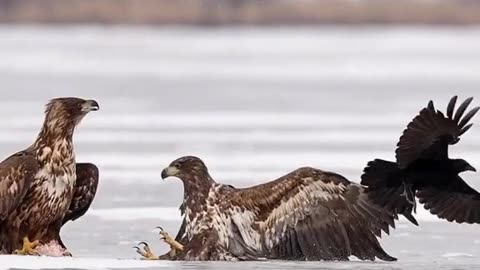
442,253,476,259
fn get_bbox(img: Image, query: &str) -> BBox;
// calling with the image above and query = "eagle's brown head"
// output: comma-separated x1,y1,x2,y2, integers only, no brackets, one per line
42,97,99,135
45,97,99,122
34,97,99,150
161,156,213,186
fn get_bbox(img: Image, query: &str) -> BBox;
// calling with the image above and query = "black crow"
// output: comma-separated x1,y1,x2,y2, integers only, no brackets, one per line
361,96,480,224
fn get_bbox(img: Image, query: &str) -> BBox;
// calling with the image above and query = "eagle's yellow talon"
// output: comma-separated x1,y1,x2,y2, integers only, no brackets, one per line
134,242,159,260
14,237,40,256
157,227,183,256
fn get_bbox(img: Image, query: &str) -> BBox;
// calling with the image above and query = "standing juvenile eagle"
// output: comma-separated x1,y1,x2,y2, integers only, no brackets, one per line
361,96,480,224
0,97,99,256
136,156,397,261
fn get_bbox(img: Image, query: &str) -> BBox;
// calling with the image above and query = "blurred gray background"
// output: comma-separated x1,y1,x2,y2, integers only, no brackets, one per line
0,1,479,269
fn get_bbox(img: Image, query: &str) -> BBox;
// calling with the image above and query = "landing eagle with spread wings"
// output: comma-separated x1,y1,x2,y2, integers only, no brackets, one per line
361,96,480,224
136,156,398,261
0,97,99,256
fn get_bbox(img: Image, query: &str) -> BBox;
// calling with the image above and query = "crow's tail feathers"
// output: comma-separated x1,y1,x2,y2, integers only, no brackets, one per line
361,159,418,226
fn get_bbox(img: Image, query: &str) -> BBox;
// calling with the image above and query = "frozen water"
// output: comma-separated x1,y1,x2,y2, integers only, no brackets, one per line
0,256,172,269
0,26,479,269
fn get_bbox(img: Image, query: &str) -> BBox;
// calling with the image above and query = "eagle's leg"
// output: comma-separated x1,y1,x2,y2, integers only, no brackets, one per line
158,227,184,256
134,242,159,260
14,237,40,255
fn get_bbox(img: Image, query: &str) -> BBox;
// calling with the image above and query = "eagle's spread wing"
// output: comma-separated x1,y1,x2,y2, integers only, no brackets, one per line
396,96,479,169
417,176,480,224
0,152,38,221
63,163,99,224
230,167,397,261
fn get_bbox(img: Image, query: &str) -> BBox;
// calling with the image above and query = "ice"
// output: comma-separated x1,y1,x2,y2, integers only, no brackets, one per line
0,27,480,83
0,255,171,270
442,253,476,258
1,255,479,270
87,207,182,222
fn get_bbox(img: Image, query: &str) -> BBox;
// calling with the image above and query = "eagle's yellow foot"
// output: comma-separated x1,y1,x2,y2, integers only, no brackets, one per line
134,242,159,260
14,237,40,256
157,226,183,257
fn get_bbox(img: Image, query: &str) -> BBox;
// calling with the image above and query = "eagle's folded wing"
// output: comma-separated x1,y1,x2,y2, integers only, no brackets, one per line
63,163,99,224
174,202,188,242
230,167,396,261
0,152,38,221
417,176,480,224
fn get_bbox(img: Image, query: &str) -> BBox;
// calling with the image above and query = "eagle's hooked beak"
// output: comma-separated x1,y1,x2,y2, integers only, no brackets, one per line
82,100,100,112
161,166,179,180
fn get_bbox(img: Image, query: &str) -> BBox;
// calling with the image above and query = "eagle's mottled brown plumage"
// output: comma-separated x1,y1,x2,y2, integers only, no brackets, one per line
0,97,99,255
157,156,397,261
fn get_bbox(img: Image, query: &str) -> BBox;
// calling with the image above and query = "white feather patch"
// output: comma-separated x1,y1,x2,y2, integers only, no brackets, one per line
230,208,262,251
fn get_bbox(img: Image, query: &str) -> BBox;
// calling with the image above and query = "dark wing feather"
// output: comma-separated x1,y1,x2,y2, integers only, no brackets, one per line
63,163,99,224
0,151,38,221
396,96,479,169
174,202,187,243
417,176,480,224
230,168,397,261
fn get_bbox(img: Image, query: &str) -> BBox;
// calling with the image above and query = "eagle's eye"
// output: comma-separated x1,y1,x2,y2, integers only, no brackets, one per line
174,163,181,169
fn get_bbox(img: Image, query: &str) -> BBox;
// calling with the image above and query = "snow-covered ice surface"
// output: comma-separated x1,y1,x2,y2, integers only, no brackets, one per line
2,254,479,270
0,26,479,269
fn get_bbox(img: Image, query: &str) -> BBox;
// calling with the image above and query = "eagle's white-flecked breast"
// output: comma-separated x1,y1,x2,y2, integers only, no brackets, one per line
183,184,237,260
16,140,77,228
185,185,228,240
183,184,262,261
32,167,76,224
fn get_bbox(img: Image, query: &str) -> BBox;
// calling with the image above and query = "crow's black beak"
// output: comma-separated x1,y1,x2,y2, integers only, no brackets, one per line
466,164,477,172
